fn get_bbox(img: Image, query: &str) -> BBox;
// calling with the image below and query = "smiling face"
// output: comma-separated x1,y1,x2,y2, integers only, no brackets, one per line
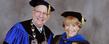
32,5,50,28
63,16,81,38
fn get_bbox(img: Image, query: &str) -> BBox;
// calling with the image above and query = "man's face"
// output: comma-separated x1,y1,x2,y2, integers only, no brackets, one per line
32,5,50,28
63,16,81,37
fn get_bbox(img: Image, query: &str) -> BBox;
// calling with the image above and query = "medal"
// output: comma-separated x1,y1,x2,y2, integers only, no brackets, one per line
41,41,48,44
31,39,38,44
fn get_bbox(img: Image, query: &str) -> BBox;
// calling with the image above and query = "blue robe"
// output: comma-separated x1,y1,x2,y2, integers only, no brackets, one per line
4,19,53,44
52,32,89,44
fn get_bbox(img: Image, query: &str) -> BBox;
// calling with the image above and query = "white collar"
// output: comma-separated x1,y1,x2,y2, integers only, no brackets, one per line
36,26,43,33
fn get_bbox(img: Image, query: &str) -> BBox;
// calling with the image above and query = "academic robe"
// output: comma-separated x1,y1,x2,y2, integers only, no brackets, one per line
52,32,89,44
3,19,53,44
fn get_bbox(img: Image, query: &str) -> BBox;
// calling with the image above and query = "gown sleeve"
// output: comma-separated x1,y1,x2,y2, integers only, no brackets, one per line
47,33,54,44
3,23,29,44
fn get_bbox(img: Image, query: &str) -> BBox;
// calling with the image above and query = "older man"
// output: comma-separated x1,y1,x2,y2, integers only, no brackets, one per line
3,0,55,44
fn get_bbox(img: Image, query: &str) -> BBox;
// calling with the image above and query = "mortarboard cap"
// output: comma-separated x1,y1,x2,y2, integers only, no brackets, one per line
61,11,82,22
29,0,55,12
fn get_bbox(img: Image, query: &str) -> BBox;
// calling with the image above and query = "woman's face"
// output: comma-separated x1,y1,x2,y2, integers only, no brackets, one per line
63,16,81,37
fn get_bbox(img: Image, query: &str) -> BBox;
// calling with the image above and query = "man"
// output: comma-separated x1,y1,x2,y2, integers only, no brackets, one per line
3,0,55,44
52,11,89,44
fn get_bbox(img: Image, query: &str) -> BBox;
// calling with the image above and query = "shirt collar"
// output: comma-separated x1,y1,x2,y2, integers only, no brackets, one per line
36,26,43,33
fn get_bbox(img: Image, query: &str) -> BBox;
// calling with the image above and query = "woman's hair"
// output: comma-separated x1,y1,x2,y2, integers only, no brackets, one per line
62,16,82,28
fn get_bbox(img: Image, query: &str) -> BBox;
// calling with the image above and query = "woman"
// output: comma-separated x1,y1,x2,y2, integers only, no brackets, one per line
52,11,89,44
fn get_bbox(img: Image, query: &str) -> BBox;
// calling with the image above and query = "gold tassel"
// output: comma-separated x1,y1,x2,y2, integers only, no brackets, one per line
47,5,51,15
82,17,85,25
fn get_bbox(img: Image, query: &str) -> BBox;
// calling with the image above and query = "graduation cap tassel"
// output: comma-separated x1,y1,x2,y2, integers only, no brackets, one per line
47,5,51,15
82,17,86,25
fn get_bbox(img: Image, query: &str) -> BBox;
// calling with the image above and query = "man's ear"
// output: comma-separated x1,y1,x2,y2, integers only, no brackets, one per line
32,7,35,13
46,14,51,21
32,7,35,11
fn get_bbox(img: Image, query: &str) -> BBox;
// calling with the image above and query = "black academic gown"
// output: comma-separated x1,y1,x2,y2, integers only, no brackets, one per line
3,19,53,44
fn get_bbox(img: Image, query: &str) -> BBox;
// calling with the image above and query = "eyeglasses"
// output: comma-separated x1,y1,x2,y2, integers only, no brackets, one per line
33,9,48,16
